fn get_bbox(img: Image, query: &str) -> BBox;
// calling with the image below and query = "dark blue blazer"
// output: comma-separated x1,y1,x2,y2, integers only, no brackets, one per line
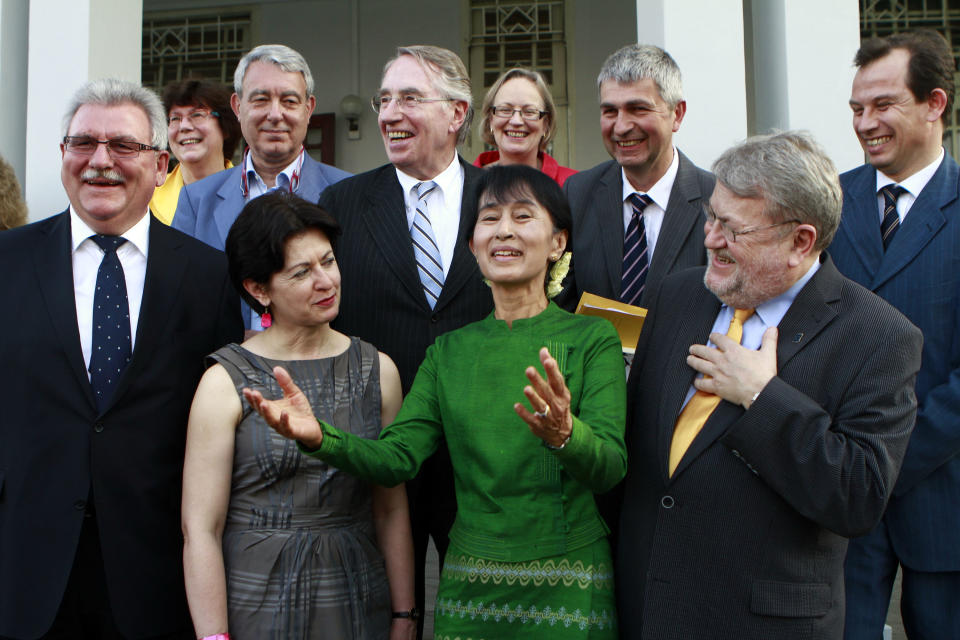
172,153,351,251
831,155,960,570
0,212,242,639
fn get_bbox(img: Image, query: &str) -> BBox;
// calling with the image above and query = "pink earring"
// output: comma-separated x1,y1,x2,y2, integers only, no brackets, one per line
260,307,272,328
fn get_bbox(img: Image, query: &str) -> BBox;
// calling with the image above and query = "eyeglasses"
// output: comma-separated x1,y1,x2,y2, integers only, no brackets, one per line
371,93,455,113
490,105,547,121
63,136,159,158
702,206,800,243
168,110,219,127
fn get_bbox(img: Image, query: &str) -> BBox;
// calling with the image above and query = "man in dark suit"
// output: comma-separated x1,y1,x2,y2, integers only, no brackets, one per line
833,30,960,640
0,80,242,639
318,46,492,634
561,44,713,311
173,44,350,328
617,131,922,639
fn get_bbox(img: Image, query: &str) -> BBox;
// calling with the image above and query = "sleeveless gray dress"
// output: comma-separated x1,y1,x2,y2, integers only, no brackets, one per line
209,339,391,640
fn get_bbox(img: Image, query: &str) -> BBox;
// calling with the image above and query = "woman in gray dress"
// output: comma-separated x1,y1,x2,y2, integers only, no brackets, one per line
181,192,416,640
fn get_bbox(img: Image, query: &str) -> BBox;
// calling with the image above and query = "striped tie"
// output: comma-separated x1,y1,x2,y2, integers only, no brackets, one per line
879,184,906,250
621,193,653,306
669,307,754,476
411,181,444,308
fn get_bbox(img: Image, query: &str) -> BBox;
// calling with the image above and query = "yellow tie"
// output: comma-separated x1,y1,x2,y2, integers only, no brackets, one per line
669,307,755,476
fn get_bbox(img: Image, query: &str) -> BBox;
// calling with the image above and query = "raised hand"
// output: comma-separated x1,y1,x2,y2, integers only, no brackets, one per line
514,347,574,448
242,365,324,449
688,326,778,409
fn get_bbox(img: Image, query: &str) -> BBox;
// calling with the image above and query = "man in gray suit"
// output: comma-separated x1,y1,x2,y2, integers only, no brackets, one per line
173,44,350,328
617,131,921,639
561,44,713,311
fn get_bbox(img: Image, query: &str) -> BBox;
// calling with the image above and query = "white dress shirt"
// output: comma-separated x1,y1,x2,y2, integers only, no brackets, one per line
621,146,680,261
244,148,304,198
396,154,464,278
875,147,944,223
71,208,150,376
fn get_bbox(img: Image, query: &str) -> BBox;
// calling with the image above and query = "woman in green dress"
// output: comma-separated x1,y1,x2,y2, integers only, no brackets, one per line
245,165,627,638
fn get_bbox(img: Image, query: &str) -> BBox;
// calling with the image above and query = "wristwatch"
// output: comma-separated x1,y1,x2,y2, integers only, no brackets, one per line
392,607,421,620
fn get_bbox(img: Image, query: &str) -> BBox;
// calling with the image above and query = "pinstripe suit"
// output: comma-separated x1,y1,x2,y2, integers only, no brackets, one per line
616,256,921,639
832,156,960,638
318,158,493,632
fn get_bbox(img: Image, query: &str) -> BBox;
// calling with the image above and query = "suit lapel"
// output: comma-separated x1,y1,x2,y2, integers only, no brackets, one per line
658,284,721,481
597,163,626,296
296,155,333,204
435,159,484,312
647,152,705,287
361,167,428,308
213,168,244,248
109,218,187,410
33,211,95,407
873,157,958,289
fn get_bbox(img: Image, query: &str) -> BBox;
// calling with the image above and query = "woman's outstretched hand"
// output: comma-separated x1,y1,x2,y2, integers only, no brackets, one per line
514,347,574,448
243,366,324,449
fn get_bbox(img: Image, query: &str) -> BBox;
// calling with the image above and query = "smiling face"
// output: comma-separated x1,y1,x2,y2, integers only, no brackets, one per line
469,187,567,294
490,77,547,163
702,183,796,309
378,55,466,180
599,77,685,192
849,48,945,182
61,102,168,235
232,61,315,170
167,104,225,168
252,229,341,328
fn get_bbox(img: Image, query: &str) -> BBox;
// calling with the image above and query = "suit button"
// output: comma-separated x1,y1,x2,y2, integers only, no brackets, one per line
74,500,86,511
431,314,439,324
94,423,104,433
661,495,675,509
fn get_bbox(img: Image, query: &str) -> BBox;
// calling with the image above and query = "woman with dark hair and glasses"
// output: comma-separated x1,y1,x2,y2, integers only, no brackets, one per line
181,192,416,640
474,69,577,186
151,79,241,225
246,166,625,638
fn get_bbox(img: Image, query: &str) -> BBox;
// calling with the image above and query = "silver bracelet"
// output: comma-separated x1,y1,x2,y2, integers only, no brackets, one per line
545,433,571,451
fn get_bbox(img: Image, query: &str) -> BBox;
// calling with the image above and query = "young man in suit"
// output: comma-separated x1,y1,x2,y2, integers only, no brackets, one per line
0,79,242,639
173,44,350,328
318,45,493,636
561,44,714,310
617,131,922,639
834,29,960,640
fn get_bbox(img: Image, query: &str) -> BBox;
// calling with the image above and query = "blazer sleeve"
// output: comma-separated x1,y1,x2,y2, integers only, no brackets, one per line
721,316,923,537
305,342,445,487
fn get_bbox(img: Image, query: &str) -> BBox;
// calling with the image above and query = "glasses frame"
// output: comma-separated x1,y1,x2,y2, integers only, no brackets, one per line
167,109,220,128
62,136,159,158
371,93,455,114
490,105,548,121
702,206,801,243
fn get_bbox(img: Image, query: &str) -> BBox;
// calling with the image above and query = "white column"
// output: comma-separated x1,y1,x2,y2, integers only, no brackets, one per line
747,0,863,172
635,0,749,171
24,0,142,221
0,0,30,194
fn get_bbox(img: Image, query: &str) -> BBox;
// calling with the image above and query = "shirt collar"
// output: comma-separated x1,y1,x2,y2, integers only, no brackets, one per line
242,147,305,196
748,257,821,328
395,152,461,198
875,147,944,196
621,146,680,209
69,205,150,256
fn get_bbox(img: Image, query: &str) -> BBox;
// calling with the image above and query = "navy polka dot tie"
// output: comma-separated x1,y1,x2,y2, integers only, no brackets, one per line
89,235,131,411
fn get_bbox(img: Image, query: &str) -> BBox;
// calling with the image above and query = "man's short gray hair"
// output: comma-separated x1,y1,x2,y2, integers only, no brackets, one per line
234,44,314,98
62,78,167,150
712,131,842,251
597,44,683,107
385,45,474,145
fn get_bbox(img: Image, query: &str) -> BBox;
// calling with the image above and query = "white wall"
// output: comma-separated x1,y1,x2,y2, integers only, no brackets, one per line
0,0,29,195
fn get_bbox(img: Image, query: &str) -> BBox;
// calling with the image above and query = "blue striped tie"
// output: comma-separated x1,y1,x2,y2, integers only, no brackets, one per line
621,193,652,305
411,181,444,308
879,184,906,250
89,235,132,411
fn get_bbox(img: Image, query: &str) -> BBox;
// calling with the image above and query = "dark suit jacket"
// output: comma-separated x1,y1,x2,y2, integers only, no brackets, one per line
560,150,714,313
617,256,922,639
0,212,243,639
831,156,960,571
320,158,493,392
172,153,351,251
